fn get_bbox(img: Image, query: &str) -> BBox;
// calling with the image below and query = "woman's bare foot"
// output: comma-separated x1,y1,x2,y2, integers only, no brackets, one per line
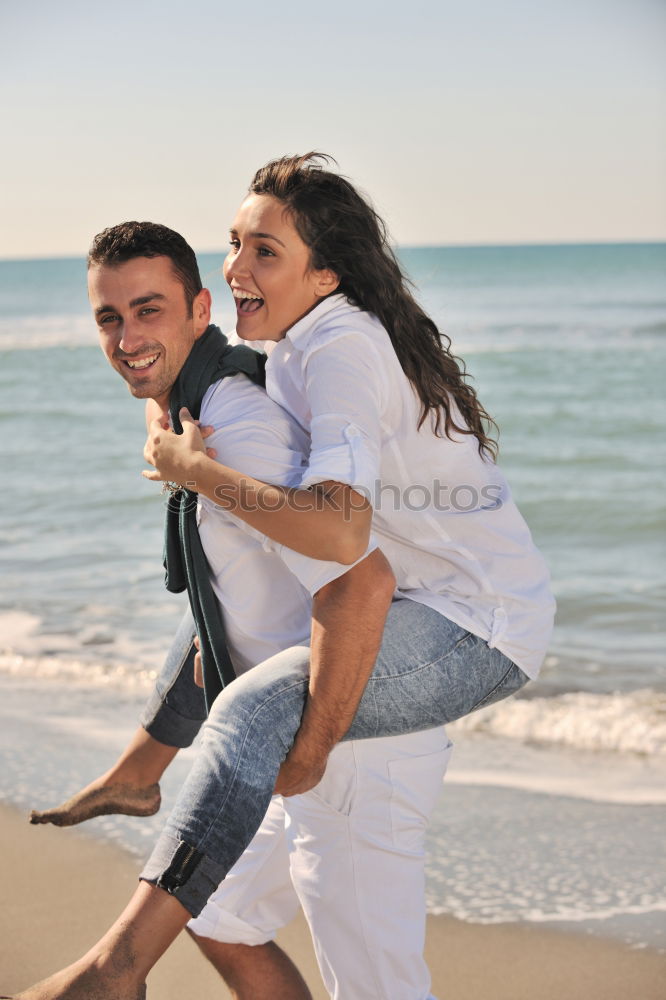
29,779,160,827
28,727,178,828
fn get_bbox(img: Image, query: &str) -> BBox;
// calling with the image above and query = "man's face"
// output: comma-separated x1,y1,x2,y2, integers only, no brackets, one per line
88,255,210,410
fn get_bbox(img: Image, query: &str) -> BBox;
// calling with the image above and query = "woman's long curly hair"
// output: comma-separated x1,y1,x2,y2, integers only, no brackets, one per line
249,153,498,460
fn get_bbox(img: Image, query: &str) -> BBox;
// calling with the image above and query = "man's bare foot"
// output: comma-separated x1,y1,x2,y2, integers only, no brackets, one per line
29,780,160,827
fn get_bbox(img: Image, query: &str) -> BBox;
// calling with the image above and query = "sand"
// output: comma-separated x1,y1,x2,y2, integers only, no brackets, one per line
1,803,664,999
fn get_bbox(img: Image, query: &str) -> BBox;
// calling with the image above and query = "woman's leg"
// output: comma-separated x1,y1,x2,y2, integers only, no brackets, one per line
141,600,528,919
139,609,207,748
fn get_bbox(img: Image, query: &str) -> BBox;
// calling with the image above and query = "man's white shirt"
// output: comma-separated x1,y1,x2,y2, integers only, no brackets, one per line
196,372,375,674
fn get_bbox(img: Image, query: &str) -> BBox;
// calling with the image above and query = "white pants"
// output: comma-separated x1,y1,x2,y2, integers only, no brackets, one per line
188,727,452,1000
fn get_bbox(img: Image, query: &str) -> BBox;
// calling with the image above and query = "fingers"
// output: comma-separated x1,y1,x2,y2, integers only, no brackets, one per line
149,416,171,432
192,637,203,687
194,652,204,688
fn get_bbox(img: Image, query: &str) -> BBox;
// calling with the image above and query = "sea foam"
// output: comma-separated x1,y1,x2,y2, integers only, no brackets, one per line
451,688,666,756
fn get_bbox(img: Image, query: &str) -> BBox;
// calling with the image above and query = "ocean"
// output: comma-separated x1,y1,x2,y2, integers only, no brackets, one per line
1,243,665,948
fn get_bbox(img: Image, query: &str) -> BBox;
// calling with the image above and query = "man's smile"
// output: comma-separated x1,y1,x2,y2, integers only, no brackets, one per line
119,352,161,372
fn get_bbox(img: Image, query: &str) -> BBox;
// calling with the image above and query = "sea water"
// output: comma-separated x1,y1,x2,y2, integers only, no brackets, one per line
1,243,665,947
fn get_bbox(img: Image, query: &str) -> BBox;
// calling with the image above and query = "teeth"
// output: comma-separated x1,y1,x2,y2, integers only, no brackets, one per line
127,354,158,369
233,289,261,301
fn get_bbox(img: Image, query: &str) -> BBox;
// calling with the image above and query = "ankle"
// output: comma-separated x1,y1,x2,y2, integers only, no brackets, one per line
103,766,159,791
84,941,145,990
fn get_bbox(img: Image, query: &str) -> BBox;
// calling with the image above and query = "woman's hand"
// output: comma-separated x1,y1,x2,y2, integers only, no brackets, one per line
192,635,204,688
142,407,216,485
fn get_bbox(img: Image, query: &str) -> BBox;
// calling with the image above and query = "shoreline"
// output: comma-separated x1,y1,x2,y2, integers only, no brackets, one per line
1,803,664,999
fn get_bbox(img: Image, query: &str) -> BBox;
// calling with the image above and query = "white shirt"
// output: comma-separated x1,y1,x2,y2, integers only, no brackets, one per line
195,373,372,676
261,294,555,679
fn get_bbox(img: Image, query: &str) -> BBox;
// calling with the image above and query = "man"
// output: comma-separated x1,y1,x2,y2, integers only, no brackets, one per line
28,222,451,1000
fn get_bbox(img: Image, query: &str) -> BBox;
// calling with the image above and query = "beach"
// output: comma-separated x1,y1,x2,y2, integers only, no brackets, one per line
2,804,664,999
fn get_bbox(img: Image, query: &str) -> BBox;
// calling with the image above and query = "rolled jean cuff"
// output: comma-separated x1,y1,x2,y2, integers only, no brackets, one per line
139,688,204,748
140,833,227,918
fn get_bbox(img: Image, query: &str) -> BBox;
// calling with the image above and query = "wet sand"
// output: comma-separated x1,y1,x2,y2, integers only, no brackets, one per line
1,803,664,999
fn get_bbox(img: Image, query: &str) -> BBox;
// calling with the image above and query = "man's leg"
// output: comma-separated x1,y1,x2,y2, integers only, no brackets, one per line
186,796,311,1000
285,730,453,1000
190,938,310,1000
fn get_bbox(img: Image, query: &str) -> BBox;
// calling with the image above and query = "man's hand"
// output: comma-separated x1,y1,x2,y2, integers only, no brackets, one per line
142,407,215,485
274,740,329,797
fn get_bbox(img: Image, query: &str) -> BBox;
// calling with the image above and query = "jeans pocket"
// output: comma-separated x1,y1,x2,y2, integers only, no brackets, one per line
470,661,529,714
388,738,453,854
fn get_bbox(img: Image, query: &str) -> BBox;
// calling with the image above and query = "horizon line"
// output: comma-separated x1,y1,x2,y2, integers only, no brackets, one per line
1,237,665,265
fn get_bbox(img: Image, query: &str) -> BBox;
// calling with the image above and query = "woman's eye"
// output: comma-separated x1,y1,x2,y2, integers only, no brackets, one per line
257,246,275,257
229,239,240,251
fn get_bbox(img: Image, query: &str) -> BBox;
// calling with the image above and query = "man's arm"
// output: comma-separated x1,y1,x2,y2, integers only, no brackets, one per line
274,547,396,797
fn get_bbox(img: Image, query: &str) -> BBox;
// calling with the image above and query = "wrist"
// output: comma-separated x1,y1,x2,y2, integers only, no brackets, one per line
291,718,339,760
185,451,210,492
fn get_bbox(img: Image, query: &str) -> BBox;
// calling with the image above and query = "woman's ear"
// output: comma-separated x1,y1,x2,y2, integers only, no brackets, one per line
313,268,340,298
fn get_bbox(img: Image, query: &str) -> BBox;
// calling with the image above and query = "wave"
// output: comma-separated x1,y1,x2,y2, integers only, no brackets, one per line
427,897,666,929
0,315,93,350
450,688,666,756
0,308,237,352
0,651,157,692
3,637,664,758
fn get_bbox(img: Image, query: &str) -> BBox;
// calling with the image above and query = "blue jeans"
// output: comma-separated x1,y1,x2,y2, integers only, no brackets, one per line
141,599,528,916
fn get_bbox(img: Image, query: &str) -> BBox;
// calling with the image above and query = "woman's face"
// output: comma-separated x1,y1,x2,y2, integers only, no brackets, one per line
223,193,338,342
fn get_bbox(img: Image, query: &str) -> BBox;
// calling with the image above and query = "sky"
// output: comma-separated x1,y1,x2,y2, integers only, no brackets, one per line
0,0,664,258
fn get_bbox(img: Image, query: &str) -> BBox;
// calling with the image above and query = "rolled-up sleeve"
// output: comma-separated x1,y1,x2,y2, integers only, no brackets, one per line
275,535,380,597
299,333,384,500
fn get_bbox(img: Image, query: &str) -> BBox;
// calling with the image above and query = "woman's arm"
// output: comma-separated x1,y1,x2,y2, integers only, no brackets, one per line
143,408,372,564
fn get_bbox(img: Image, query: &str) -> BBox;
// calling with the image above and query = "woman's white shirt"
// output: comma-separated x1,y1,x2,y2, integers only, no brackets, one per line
260,294,556,679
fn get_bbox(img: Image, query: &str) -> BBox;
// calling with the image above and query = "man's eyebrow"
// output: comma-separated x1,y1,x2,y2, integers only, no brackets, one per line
129,293,166,308
230,228,286,248
94,293,166,317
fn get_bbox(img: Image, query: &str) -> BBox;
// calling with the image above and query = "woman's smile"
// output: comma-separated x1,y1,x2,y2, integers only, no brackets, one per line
223,193,338,342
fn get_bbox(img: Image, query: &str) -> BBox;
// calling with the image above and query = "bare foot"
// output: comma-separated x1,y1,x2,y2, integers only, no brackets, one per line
29,781,160,827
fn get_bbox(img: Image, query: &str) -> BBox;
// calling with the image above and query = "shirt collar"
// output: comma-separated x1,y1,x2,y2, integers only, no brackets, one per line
283,293,349,348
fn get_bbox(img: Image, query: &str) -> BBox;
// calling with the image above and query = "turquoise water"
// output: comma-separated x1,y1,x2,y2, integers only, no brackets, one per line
2,244,665,945
1,243,664,696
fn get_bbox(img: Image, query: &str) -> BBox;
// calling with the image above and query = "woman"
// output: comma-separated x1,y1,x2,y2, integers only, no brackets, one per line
14,154,554,999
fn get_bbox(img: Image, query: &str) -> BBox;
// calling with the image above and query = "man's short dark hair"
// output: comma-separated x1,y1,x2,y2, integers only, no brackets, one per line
87,221,203,315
